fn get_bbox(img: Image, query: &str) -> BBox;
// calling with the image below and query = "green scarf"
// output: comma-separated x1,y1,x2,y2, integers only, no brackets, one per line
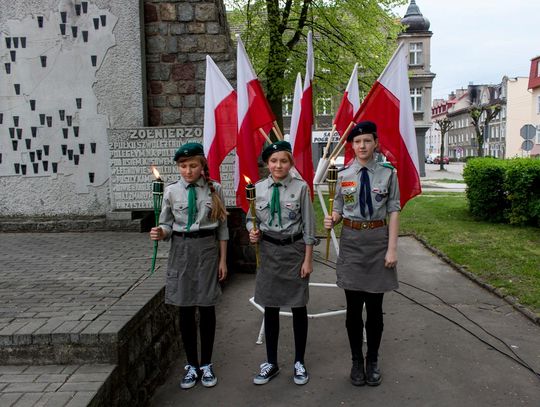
186,183,197,232
269,182,282,227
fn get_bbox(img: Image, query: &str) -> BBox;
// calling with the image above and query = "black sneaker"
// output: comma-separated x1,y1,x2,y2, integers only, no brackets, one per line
180,364,199,389
293,361,309,385
253,362,280,385
366,360,382,386
200,363,218,387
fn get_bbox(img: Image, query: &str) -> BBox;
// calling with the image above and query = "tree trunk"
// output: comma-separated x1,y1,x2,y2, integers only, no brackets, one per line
439,137,445,170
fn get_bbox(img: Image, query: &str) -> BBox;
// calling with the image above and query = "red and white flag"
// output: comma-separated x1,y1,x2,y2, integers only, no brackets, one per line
290,31,314,197
334,63,360,137
203,55,237,182
235,37,276,212
351,43,421,207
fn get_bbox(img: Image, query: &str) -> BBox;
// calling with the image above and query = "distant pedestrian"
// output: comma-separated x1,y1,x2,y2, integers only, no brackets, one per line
324,121,400,386
150,142,228,389
247,141,316,386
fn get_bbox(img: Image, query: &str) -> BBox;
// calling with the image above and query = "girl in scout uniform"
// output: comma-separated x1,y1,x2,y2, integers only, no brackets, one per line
247,141,316,386
150,142,228,389
324,121,400,387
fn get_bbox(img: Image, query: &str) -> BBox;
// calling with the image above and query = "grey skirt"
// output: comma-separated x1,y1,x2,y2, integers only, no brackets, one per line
336,225,398,293
165,234,221,306
254,238,309,308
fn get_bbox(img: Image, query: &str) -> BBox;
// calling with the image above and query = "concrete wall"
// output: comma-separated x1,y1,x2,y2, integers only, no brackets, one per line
0,0,145,217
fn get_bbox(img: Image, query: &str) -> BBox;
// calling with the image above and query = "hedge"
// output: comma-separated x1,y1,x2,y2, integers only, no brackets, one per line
463,158,540,226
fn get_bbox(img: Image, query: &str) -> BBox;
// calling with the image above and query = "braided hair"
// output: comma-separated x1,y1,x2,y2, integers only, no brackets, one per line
201,159,228,222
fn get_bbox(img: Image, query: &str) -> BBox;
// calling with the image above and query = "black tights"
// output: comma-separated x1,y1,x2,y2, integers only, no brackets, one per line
179,306,216,367
264,306,308,366
344,290,384,362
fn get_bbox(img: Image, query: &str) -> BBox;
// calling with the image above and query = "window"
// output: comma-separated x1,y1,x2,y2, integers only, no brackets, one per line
537,96,540,114
537,60,540,77
410,88,423,112
283,94,293,116
316,95,332,115
409,42,423,66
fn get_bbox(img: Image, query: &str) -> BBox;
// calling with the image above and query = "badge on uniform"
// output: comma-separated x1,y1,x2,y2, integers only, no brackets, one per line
372,187,387,202
288,211,297,220
344,193,356,205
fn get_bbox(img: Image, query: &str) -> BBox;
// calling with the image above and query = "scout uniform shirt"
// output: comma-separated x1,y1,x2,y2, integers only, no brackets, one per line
159,177,229,241
334,158,401,221
246,173,316,245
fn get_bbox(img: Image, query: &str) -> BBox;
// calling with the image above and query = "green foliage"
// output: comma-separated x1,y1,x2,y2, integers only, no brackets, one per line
463,158,540,226
226,0,406,122
505,159,540,226
463,158,509,223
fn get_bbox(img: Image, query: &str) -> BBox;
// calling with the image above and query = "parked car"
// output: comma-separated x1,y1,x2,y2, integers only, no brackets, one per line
433,155,450,165
425,153,438,164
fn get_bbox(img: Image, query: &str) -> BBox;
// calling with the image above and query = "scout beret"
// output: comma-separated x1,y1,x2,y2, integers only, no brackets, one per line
347,120,377,142
261,140,292,162
173,142,205,161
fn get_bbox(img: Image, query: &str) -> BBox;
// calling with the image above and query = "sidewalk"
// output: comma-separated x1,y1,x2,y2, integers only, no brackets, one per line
149,236,540,407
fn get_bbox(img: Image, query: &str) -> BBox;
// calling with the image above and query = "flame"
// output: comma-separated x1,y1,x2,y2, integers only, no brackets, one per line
330,158,335,166
243,175,252,184
150,165,161,179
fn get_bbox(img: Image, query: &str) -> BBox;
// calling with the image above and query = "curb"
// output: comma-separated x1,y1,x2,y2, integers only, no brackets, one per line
406,233,540,326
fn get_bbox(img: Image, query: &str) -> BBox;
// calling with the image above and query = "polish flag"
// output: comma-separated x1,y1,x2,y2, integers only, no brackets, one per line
290,31,314,198
352,43,421,207
235,37,276,212
334,63,360,137
203,56,237,182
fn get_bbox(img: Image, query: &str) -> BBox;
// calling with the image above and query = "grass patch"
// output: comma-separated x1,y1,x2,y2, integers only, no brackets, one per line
313,193,540,315
424,178,466,184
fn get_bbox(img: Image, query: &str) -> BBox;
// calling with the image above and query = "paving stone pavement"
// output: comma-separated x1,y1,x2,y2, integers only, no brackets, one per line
0,364,115,407
0,232,169,406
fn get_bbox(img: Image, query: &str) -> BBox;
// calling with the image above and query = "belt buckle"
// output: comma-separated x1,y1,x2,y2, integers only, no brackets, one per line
360,221,369,230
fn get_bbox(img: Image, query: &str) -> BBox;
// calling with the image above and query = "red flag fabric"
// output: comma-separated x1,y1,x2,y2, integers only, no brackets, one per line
203,56,237,182
235,37,276,212
334,63,360,137
349,43,422,207
291,31,314,198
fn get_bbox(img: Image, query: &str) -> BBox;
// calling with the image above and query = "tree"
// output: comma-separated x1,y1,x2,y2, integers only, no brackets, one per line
435,118,453,170
469,104,501,157
226,0,406,128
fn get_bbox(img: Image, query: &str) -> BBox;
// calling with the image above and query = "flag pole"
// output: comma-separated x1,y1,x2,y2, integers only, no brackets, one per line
258,128,272,144
328,121,355,161
323,124,337,159
272,121,284,140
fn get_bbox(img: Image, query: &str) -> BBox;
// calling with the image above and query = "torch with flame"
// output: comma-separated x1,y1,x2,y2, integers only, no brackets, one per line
244,175,260,267
325,160,338,261
150,165,164,274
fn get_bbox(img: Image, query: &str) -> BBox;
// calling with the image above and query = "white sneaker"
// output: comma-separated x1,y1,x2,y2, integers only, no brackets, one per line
253,362,280,385
180,364,198,389
293,361,309,385
200,364,218,387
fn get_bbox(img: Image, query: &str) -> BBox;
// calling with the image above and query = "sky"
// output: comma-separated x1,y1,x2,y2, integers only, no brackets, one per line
392,0,540,100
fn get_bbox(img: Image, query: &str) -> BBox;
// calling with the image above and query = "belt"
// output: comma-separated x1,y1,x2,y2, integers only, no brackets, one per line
172,229,215,239
261,233,303,246
343,218,386,230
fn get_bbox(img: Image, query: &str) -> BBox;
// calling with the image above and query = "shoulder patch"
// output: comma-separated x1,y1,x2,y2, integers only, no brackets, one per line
380,162,395,170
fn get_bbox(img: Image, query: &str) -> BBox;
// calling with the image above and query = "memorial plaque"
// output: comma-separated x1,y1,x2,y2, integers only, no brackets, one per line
108,127,236,210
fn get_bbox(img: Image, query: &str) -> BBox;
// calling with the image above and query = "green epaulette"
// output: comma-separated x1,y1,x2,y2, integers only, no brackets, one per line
380,162,395,170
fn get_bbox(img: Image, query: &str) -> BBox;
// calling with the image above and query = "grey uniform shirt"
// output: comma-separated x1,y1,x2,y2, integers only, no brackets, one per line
333,158,401,221
159,177,229,241
246,173,317,245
